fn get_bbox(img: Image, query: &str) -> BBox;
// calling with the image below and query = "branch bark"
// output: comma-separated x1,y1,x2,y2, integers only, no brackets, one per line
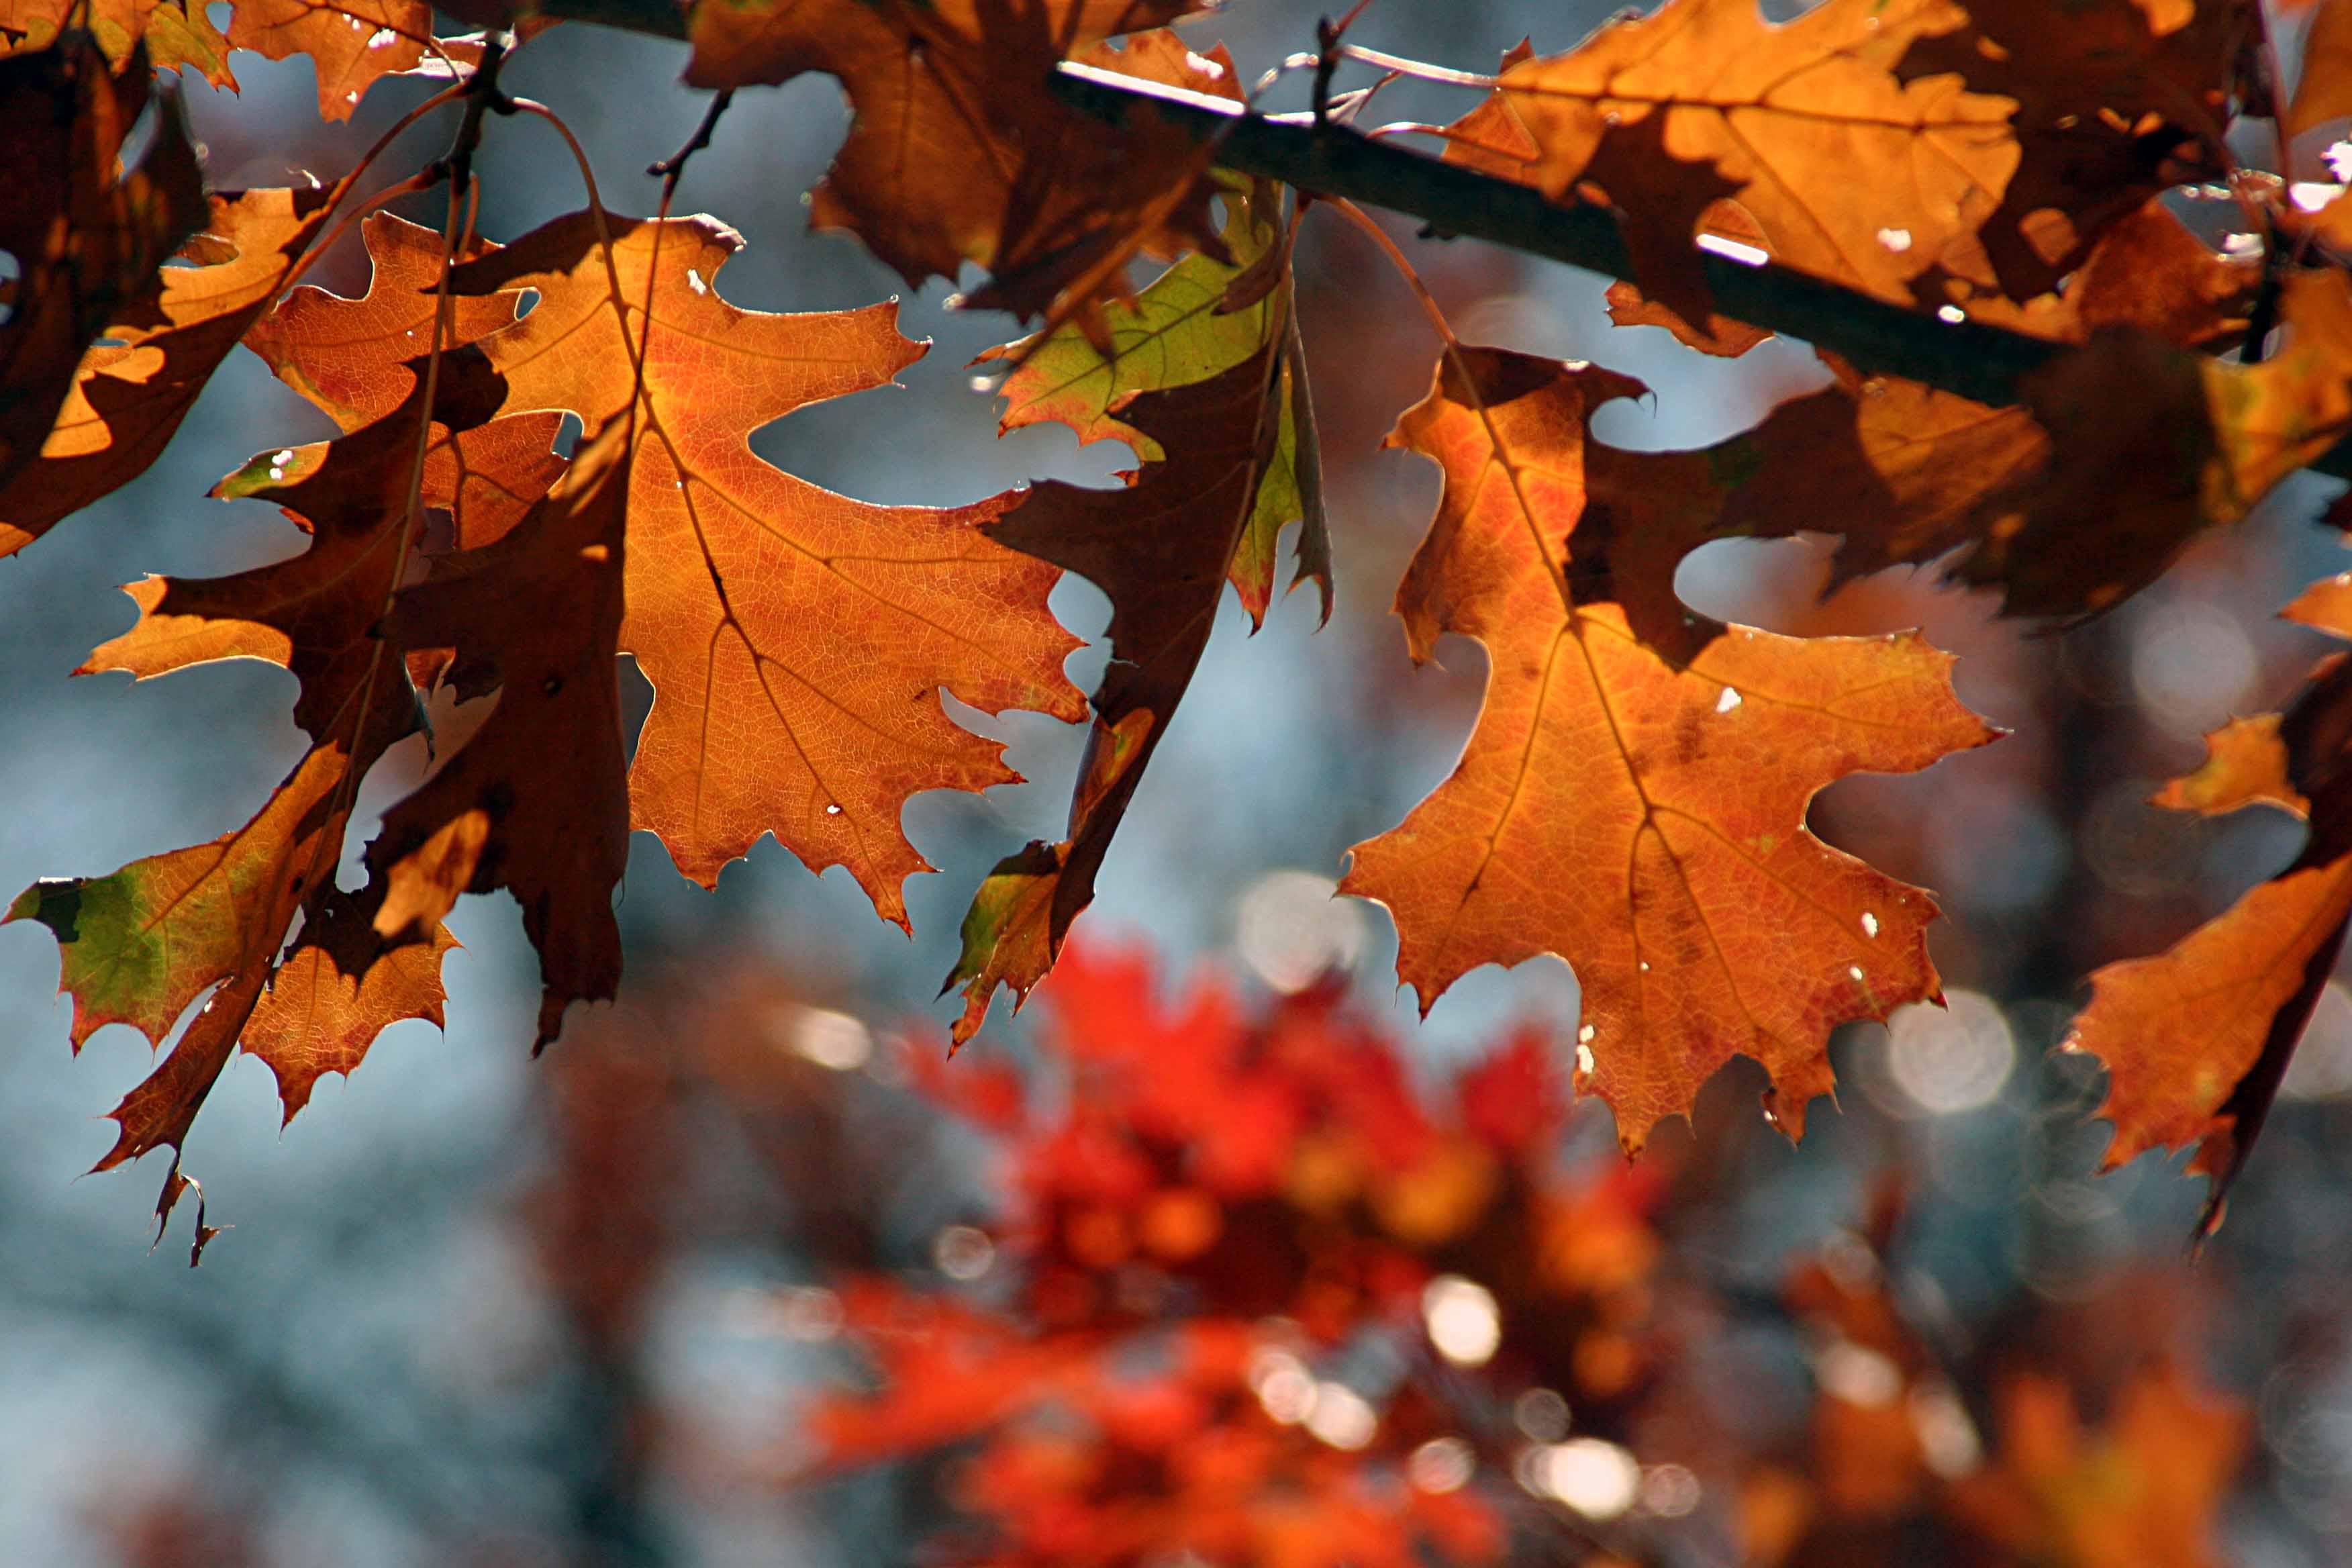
481,1,2351,480
1045,64,2352,483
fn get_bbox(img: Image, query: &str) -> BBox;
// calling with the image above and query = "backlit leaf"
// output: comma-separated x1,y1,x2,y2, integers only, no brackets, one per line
1343,347,1994,1151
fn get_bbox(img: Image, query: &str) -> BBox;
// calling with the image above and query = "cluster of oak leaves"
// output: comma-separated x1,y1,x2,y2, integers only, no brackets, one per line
5,0,2352,1258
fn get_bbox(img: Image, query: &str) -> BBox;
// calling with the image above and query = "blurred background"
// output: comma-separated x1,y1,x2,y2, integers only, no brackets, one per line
4,1,2352,1563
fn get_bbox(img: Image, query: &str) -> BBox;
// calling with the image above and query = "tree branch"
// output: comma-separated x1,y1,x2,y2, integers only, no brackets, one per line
1050,62,2352,483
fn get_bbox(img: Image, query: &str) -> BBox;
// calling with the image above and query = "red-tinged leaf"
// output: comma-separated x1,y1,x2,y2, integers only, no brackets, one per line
440,209,1084,914
1342,347,1996,1153
0,185,336,551
946,349,1289,1043
366,421,633,1050
224,0,431,119
0,38,207,492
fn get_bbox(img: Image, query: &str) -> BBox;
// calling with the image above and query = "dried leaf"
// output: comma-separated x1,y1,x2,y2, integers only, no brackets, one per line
1493,0,2018,320
948,348,1289,1043
1,0,238,88
1963,271,2352,618
2289,0,2352,142
2153,712,2306,818
0,185,336,551
224,0,431,119
1891,0,2255,300
1342,347,1995,1151
2070,562,2352,1230
366,422,632,1049
242,211,530,434
81,406,563,738
440,209,1085,914
0,38,207,491
682,3,1226,333
244,888,456,1120
978,176,1328,627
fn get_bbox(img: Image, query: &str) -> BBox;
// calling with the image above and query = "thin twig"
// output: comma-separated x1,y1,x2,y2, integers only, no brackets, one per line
649,89,736,207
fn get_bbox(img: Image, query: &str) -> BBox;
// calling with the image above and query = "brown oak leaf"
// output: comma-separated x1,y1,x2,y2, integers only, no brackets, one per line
366,420,633,1050
1342,347,1995,1152
682,3,1226,336
245,887,457,1120
242,211,529,434
0,37,206,493
225,0,432,119
0,185,335,552
947,347,1289,1044
1892,0,2255,302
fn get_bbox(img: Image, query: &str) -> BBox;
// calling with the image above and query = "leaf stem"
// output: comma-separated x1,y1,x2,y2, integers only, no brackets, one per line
1334,44,1496,90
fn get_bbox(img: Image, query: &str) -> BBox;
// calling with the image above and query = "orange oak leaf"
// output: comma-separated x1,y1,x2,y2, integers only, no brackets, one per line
2070,571,2352,1230
439,209,1083,917
1945,199,2257,347
1492,0,2018,322
242,211,528,434
681,3,1226,334
1586,219,2292,654
2153,713,2307,818
366,421,632,1050
1435,39,1539,183
1,0,238,88
0,184,335,552
243,887,456,1120
1479,353,2046,666
0,38,206,491
224,0,432,119
946,348,1289,1044
1603,279,1771,358
1342,347,1995,1152
8,654,429,1240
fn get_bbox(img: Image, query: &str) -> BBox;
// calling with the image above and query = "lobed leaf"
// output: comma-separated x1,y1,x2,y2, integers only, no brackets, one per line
438,208,1087,917
1344,347,1996,1152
